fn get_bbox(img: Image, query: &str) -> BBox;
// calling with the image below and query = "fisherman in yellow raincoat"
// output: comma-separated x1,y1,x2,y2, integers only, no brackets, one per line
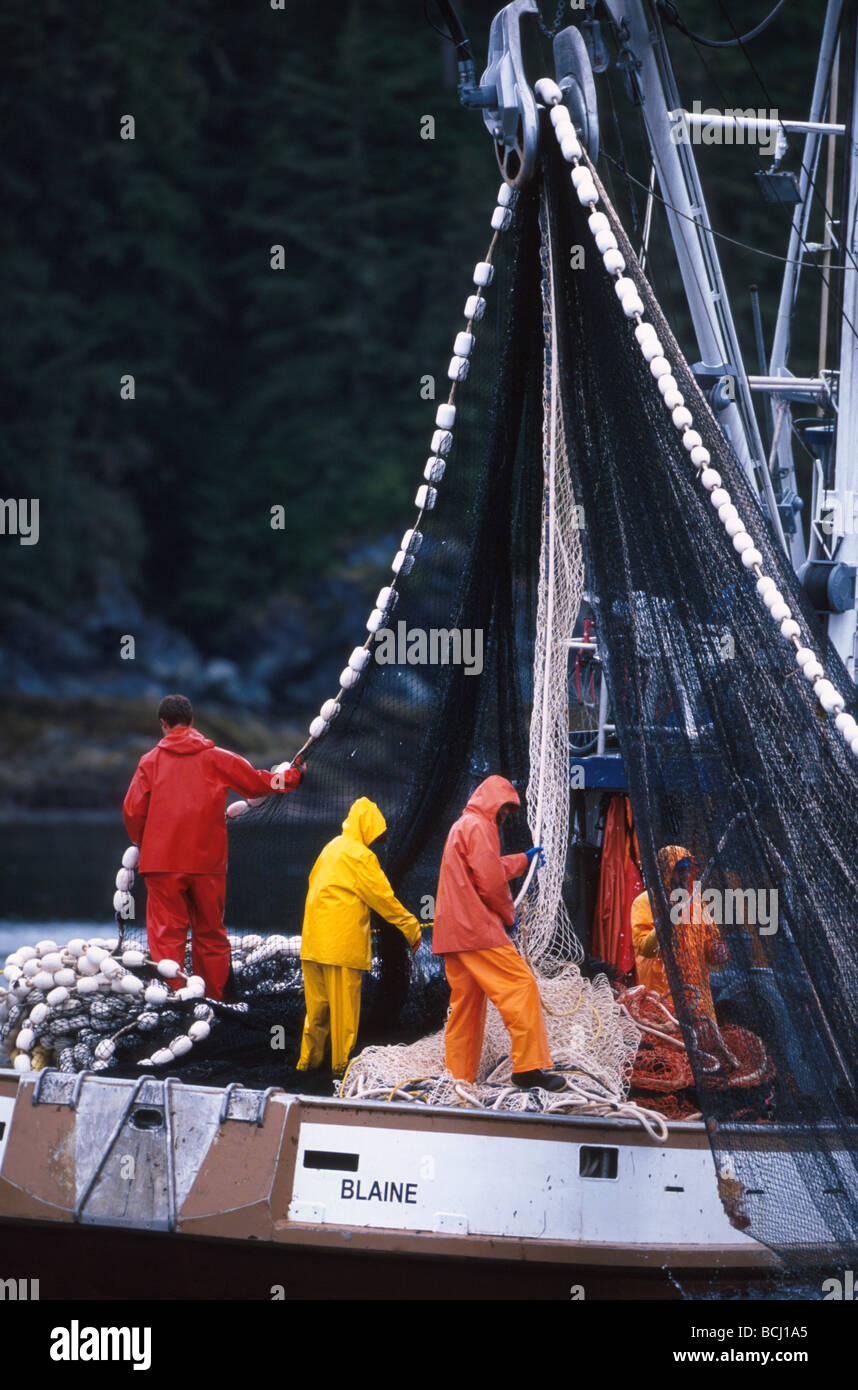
297,797,422,1075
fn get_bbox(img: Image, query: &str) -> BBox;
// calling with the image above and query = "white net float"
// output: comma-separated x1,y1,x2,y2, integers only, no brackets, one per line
376,586,397,612
113,890,133,914
185,976,206,998
320,699,341,722
473,261,494,287
46,986,69,1006
595,227,618,254
497,182,517,207
448,354,470,381
309,715,330,739
65,940,87,958
339,665,361,688
95,1039,116,1061
23,959,42,978
349,646,372,671
588,210,609,235
101,956,123,978
13,1054,30,1073
537,77,563,105
170,1036,193,1057
464,293,486,321
560,132,583,162
491,205,512,231
188,1020,211,1041
430,429,453,456
402,528,423,555
122,949,145,968
17,946,37,963
424,457,446,484
683,430,703,452
30,1003,49,1026
16,1028,34,1052
54,969,76,988
151,1049,173,1068
649,356,671,380
672,406,693,430
76,977,99,995
415,485,438,510
86,946,108,967
115,867,133,891
156,959,181,980
453,331,474,358
32,972,54,992
122,846,139,869
390,551,415,578
366,608,386,633
435,403,456,429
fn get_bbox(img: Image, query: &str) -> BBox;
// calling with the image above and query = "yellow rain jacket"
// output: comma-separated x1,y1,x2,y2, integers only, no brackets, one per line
300,798,421,971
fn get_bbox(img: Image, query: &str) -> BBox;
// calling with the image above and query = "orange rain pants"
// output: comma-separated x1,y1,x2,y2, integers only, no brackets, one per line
443,944,552,1082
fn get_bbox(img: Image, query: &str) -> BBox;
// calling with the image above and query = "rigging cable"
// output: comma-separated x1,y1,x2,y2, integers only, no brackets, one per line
657,0,788,50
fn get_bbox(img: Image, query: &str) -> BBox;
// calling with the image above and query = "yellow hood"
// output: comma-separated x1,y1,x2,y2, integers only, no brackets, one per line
341,797,386,846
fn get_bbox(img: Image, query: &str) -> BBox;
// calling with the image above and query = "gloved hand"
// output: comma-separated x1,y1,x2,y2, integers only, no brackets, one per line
526,845,546,868
640,928,660,958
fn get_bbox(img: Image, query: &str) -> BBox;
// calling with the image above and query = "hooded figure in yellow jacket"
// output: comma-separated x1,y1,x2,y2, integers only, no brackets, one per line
297,798,422,1074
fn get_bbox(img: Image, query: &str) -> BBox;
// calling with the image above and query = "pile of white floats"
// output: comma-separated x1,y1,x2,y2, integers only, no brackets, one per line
0,843,216,1075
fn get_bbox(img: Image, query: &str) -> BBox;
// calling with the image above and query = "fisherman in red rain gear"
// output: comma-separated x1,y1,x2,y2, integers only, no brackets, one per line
123,694,305,1000
433,775,566,1092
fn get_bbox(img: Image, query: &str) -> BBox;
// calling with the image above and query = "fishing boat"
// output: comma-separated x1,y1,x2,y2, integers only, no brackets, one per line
2,1,857,1294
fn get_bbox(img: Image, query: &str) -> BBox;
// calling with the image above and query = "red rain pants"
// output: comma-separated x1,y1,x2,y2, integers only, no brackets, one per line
145,872,229,1001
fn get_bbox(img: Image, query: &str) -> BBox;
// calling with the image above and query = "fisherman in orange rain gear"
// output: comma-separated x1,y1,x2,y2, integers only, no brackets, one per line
297,798,422,1077
123,694,305,1001
631,844,735,1073
433,776,566,1092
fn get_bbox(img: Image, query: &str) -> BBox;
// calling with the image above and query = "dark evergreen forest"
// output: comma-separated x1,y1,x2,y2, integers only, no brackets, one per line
0,0,832,648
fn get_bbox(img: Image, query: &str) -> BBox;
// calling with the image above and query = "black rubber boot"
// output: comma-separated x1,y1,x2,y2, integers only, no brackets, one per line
511,1069,567,1092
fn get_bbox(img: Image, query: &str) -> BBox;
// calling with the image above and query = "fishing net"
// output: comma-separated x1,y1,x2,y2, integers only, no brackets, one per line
534,131,858,1265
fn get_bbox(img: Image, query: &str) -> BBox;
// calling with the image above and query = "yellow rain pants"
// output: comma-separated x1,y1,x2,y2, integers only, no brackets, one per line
297,962,363,1074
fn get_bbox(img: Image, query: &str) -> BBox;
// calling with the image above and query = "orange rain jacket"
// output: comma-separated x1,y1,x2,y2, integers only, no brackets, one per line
432,776,529,955
123,724,301,874
630,844,720,1019
300,798,421,972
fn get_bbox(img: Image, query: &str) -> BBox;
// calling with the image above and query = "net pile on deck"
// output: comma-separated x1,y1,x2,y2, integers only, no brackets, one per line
0,932,304,1077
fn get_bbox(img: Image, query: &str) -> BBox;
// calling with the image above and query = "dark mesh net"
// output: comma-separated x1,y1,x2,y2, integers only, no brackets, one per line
541,138,858,1265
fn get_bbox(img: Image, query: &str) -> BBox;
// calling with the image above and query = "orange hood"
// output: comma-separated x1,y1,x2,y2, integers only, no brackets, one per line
464,776,521,822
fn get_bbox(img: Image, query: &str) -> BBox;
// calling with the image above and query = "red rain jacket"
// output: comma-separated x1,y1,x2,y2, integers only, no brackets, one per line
432,776,528,955
123,725,301,874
